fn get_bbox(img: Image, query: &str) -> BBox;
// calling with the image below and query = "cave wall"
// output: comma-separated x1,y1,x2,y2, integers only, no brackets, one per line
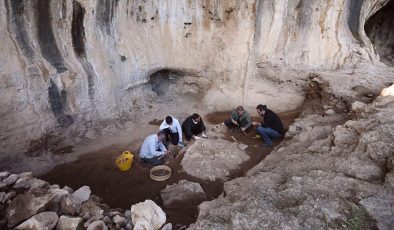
0,0,391,155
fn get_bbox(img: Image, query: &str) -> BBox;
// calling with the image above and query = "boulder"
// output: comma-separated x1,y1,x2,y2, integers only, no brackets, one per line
130,200,166,230
72,186,91,204
13,178,49,192
15,211,58,230
112,215,127,227
60,195,80,216
87,220,107,230
0,192,5,203
6,192,56,228
56,215,83,230
181,139,249,181
84,215,104,228
3,174,19,186
0,182,7,191
18,172,33,179
49,188,69,204
79,201,104,217
161,223,172,230
160,180,205,206
3,191,16,204
0,171,10,180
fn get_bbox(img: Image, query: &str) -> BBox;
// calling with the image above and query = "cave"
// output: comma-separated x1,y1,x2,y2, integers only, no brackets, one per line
365,0,394,66
1,1,394,229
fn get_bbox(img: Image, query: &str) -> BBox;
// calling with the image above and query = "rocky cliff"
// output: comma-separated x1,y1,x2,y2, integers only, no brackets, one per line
0,0,393,168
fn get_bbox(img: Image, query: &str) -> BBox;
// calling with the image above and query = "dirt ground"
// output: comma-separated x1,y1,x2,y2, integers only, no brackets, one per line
40,110,299,228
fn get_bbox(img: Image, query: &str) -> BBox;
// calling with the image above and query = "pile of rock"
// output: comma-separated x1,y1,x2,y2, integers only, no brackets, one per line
190,83,394,229
0,172,168,230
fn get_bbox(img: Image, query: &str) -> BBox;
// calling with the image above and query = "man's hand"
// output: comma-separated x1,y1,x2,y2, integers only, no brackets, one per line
202,133,207,138
231,118,239,126
241,127,246,132
252,121,260,127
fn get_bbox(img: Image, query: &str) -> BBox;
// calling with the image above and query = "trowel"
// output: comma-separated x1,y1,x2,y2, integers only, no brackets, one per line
231,136,248,150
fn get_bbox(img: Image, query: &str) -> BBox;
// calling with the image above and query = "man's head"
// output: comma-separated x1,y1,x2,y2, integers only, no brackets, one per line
256,104,267,116
165,116,173,125
157,131,166,142
192,113,201,123
236,106,245,116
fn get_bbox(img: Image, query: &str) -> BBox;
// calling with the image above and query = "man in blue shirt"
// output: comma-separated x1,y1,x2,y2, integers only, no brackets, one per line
139,131,171,165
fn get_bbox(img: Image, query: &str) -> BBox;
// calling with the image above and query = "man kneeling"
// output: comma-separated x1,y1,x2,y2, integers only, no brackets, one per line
253,104,285,147
139,131,171,166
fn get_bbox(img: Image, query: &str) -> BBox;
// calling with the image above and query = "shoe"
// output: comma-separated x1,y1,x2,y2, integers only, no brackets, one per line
262,143,272,147
178,141,186,148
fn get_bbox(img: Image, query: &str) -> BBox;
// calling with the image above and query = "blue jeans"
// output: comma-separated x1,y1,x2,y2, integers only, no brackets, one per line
256,126,281,145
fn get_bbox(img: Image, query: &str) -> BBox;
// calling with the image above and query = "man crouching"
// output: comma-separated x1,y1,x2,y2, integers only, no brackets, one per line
139,131,172,166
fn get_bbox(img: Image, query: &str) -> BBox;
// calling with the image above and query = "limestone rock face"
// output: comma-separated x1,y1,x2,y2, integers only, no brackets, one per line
181,139,249,181
190,83,394,229
0,0,392,163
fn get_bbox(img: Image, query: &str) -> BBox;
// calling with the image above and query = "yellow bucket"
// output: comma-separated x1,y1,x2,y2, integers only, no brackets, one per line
115,151,134,172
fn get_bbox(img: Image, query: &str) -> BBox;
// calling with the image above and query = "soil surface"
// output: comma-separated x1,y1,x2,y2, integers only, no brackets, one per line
40,110,299,228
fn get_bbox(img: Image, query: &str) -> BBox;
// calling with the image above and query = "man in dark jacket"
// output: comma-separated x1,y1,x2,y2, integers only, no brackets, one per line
253,104,285,147
224,106,252,132
182,113,207,141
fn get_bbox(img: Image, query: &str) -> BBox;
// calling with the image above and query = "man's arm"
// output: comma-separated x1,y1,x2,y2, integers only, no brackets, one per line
230,110,239,125
261,113,272,128
149,139,166,157
184,118,194,138
159,120,167,131
242,114,252,130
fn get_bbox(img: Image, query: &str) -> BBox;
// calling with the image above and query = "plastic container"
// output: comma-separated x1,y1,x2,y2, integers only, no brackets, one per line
115,151,134,172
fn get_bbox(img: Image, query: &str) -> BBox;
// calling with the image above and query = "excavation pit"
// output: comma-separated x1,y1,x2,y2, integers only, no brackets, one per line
39,110,299,227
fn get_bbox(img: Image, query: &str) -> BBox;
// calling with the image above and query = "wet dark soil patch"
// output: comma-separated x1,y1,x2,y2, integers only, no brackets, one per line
40,110,299,228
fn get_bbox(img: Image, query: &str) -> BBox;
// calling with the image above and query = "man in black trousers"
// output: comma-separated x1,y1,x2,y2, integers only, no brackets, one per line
182,113,207,141
253,104,285,147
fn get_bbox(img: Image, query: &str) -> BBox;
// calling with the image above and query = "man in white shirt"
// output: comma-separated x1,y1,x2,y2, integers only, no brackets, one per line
159,116,185,147
139,131,171,165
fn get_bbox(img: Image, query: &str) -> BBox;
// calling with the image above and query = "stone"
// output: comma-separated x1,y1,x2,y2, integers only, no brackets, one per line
72,186,91,204
102,216,113,225
60,195,80,216
181,139,249,181
80,201,104,217
0,171,10,180
160,180,205,206
161,223,172,230
13,178,49,192
50,184,60,189
130,200,166,230
56,215,84,230
62,186,74,194
18,172,33,179
3,191,16,204
87,220,107,230
49,188,69,204
0,182,7,191
360,195,394,230
6,192,56,228
113,215,127,227
85,216,104,228
324,109,336,115
15,211,58,230
3,174,19,186
0,192,5,203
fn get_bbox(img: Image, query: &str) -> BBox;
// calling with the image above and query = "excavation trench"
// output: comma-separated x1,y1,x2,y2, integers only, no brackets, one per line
40,110,299,227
